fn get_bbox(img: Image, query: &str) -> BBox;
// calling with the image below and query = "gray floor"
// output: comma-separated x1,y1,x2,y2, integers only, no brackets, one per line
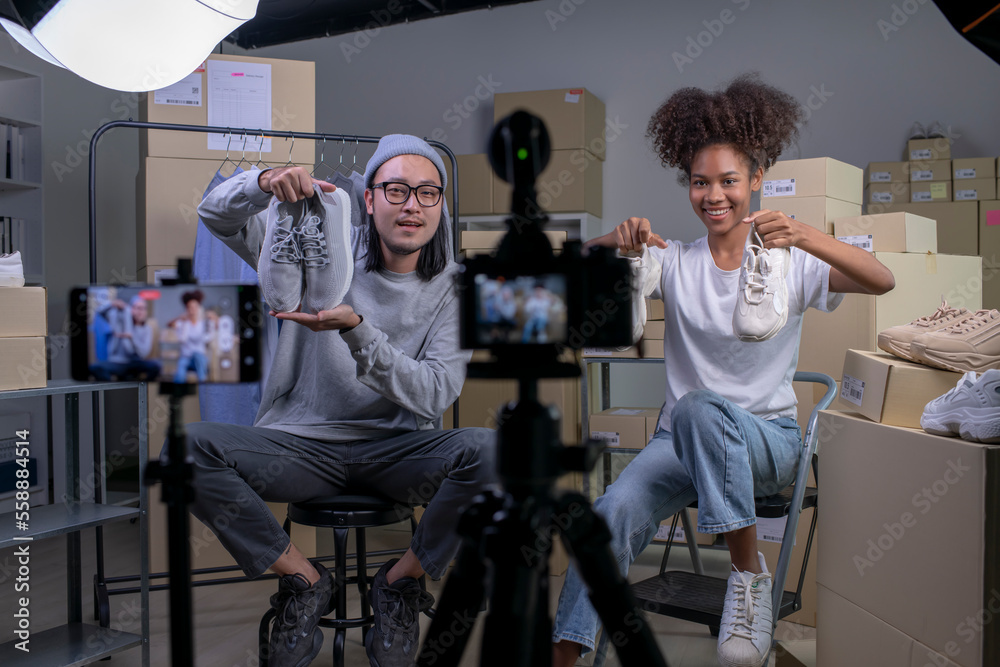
0,517,814,666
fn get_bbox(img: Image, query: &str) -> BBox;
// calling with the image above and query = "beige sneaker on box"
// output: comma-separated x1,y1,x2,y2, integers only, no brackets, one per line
877,299,972,362
0,251,25,287
911,309,1000,373
733,224,790,342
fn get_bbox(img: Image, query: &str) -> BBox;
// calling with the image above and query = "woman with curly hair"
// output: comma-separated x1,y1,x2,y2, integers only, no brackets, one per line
552,74,894,667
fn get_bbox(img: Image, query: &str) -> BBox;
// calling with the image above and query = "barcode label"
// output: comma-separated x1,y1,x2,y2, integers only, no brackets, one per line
870,171,891,182
912,170,933,181
912,191,933,202
757,517,793,544
836,234,874,253
840,374,865,406
955,168,976,179
762,178,795,197
955,189,978,201
870,191,893,203
655,523,686,542
163,99,199,105
910,148,933,160
591,431,620,447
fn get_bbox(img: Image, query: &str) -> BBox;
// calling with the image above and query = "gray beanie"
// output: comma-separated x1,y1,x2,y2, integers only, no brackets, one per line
364,134,447,190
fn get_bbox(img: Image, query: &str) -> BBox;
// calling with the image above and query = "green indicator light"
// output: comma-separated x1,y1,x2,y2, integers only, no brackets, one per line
517,148,528,160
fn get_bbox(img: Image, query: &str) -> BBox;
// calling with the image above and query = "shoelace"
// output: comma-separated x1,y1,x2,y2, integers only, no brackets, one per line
910,300,969,328
727,571,772,641
272,578,319,633
297,215,330,268
270,224,301,264
377,585,435,637
742,226,772,305
944,309,999,335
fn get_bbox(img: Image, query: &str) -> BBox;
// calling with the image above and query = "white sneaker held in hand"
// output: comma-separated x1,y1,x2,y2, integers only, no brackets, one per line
258,198,307,313
718,551,773,667
733,224,790,342
921,369,1000,443
300,185,354,313
0,251,25,287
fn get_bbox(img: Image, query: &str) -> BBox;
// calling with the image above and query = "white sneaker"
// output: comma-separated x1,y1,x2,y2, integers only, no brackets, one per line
300,186,353,313
733,224,790,342
718,552,773,667
0,251,25,287
921,369,1000,443
258,198,307,313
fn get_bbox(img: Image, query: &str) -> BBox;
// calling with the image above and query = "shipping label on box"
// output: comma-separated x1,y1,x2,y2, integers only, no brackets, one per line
910,181,952,202
867,161,909,183
953,157,996,180
762,157,863,203
953,177,995,202
865,182,909,204
909,159,951,182
589,407,660,449
832,212,936,254
907,137,951,161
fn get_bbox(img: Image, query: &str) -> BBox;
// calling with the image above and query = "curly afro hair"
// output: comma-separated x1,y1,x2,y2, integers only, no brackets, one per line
647,73,804,186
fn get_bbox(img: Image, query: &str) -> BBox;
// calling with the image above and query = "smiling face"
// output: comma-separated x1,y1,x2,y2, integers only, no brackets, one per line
130,299,148,324
364,154,443,273
688,144,763,240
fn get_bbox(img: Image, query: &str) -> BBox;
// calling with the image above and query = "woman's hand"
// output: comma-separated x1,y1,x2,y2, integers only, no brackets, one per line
272,304,362,332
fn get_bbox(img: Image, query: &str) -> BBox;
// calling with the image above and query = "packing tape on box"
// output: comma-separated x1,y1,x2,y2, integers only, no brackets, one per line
925,252,937,275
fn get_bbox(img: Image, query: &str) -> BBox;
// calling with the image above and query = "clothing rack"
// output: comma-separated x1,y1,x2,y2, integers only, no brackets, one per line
83,121,465,629
86,119,461,284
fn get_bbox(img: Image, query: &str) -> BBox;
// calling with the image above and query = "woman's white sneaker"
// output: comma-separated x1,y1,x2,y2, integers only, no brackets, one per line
718,552,773,667
732,225,790,342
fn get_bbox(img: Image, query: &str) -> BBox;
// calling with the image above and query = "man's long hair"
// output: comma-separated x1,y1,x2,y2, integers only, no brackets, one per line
362,210,451,280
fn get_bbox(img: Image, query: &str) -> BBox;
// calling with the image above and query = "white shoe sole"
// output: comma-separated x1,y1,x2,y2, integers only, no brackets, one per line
0,276,26,287
922,406,1000,442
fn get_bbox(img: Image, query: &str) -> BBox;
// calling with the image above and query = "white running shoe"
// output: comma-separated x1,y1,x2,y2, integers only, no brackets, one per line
258,198,308,313
718,552,773,667
733,224,791,342
921,369,1000,443
300,186,353,313
0,251,25,287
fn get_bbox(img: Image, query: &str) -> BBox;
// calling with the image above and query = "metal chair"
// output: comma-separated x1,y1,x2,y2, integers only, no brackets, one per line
595,371,837,662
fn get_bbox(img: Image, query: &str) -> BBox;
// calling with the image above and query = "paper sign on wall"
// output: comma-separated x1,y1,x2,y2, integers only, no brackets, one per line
207,60,272,152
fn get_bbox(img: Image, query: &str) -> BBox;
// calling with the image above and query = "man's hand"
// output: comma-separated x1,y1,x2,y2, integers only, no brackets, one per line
272,304,362,332
743,209,809,249
587,217,668,254
259,166,337,203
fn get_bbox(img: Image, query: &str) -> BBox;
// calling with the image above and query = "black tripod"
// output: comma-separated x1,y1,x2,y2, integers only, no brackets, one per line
415,357,669,667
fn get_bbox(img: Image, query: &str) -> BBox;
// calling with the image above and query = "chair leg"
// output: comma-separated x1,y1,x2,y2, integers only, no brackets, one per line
679,508,704,575
333,527,349,667
258,608,276,667
356,527,371,645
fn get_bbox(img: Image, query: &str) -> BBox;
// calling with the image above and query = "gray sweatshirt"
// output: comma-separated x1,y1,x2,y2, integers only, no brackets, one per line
197,168,470,442
102,304,154,363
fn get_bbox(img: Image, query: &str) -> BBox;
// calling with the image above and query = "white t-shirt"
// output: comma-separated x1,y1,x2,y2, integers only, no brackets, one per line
635,237,843,429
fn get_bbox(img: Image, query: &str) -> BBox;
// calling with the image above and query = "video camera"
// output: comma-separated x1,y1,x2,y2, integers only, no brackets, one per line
457,111,632,366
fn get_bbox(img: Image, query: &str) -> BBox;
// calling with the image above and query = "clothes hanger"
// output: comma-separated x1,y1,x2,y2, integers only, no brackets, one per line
254,131,269,170
312,136,335,180
335,138,352,177
283,134,295,168
218,130,240,177
233,132,252,172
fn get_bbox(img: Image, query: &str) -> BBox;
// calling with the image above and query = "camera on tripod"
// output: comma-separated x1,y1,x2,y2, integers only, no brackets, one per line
457,111,633,362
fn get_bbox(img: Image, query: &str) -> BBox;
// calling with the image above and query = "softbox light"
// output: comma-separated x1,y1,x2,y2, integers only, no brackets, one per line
0,0,259,92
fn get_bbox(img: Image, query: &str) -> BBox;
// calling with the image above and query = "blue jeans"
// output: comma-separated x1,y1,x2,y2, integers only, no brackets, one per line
552,389,801,654
175,352,209,383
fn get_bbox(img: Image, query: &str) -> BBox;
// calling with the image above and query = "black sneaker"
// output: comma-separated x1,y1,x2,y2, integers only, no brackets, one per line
365,558,435,667
267,562,333,667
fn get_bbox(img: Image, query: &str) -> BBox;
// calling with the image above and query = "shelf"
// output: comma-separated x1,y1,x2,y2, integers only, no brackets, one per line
0,113,41,128
0,622,143,666
583,357,664,364
0,379,145,401
0,177,42,192
459,211,602,241
0,503,140,549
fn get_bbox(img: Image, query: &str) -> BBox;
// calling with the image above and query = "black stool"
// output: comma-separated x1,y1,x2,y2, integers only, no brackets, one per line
259,494,415,667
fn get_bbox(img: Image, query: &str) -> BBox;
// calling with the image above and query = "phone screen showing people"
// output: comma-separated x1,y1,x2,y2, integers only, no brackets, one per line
473,274,568,346
70,284,262,383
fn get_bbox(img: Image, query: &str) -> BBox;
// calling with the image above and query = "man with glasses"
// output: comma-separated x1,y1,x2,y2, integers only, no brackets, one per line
194,135,495,667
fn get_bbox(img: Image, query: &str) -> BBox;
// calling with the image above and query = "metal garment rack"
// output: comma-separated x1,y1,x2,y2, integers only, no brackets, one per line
83,121,462,625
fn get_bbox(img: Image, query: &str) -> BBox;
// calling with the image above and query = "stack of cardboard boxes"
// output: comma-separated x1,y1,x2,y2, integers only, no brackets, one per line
458,230,567,259
760,157,863,234
0,286,46,391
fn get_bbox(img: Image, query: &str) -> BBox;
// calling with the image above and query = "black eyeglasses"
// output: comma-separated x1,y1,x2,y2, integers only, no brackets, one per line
372,181,444,207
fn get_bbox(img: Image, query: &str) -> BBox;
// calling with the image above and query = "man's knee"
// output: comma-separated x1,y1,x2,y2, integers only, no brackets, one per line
452,427,498,478
182,421,231,465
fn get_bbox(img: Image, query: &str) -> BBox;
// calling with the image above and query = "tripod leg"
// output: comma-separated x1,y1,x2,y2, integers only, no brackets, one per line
556,492,670,667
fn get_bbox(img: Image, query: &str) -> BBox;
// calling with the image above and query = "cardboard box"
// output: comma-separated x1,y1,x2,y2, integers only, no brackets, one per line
651,510,716,547
909,159,952,182
761,196,861,234
493,88,607,159
646,298,664,320
640,338,663,359
797,252,981,407
0,286,46,337
588,407,661,449
582,346,639,358
460,230,567,250
457,376,581,446
817,585,962,667
838,350,960,428
0,337,46,391
907,137,951,161
977,201,1000,310
833,212,936,254
493,149,602,217
443,153,492,215
865,182,910,205
761,158,863,204
911,181,952,202
867,161,909,183
140,53,316,163
953,157,996,180
869,202,979,256
137,157,311,271
816,411,999,667
775,639,814,667
954,178,996,202
643,320,664,339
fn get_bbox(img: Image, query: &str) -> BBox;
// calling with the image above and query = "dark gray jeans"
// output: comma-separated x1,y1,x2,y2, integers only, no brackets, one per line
181,422,497,579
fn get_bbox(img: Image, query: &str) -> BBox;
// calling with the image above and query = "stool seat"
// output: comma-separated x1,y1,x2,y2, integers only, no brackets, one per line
289,495,412,528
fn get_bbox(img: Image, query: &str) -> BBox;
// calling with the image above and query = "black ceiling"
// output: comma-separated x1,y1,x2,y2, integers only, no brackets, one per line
230,0,538,49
